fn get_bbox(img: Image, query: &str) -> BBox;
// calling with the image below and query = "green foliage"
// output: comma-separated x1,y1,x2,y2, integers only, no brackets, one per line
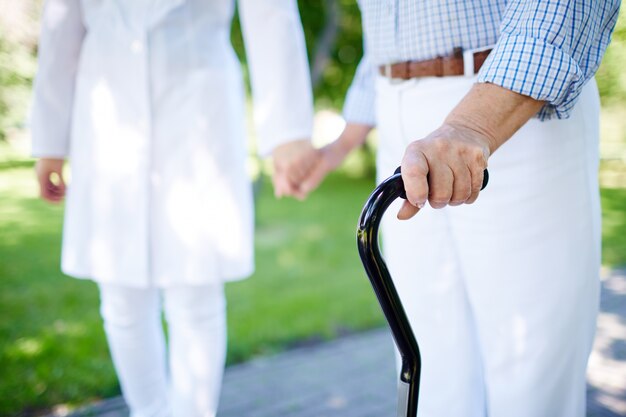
230,0,360,109
596,6,626,106
312,0,364,109
0,38,36,141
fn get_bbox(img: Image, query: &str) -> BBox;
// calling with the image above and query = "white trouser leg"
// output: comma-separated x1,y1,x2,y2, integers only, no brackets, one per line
376,76,487,417
99,284,170,417
163,284,226,417
375,75,601,417
451,81,601,417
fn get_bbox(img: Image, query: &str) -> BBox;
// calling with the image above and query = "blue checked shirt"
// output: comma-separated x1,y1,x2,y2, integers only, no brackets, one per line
344,0,621,125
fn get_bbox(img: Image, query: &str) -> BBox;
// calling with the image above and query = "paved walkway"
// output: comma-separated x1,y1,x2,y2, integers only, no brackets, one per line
54,269,626,417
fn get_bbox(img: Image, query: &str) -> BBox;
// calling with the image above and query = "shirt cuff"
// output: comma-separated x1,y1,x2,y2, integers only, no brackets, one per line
477,33,585,120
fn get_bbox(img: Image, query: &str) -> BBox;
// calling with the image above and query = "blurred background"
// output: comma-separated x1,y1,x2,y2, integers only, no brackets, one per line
0,1,624,416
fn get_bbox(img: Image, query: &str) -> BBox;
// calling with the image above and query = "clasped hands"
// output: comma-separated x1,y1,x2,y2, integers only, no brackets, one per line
272,121,492,220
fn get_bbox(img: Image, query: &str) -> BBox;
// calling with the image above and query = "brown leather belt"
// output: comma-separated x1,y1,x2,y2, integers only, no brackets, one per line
378,47,492,80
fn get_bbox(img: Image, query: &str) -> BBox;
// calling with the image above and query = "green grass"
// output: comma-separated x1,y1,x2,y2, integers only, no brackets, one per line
0,163,382,416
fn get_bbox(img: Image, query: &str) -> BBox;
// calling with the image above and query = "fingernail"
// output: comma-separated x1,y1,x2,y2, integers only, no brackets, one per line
417,201,425,209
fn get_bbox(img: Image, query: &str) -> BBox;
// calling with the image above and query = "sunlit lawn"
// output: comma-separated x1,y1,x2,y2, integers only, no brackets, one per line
1,151,625,416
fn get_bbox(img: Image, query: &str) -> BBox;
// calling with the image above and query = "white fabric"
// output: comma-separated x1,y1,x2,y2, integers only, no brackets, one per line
30,0,314,287
375,75,601,417
99,283,226,417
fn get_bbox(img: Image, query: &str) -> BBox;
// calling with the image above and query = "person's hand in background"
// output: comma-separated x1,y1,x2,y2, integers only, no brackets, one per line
35,158,66,203
271,139,320,200
297,123,372,196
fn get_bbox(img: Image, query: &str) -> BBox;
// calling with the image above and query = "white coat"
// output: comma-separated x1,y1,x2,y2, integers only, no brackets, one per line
30,0,314,287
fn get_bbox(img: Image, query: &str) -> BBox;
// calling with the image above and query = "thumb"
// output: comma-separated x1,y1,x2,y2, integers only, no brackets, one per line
55,167,67,193
397,200,420,220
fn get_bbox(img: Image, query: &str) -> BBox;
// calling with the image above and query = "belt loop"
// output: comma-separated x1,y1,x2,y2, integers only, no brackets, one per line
435,56,444,77
463,49,475,77
384,64,392,78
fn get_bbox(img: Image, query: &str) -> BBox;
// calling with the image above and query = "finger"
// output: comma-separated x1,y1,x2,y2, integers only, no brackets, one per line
285,163,308,185
465,165,485,205
300,161,329,195
397,200,420,220
466,189,480,205
42,179,61,202
292,186,308,201
55,170,67,196
401,148,429,208
271,170,288,198
449,165,472,206
286,151,320,185
469,165,485,195
48,171,66,199
272,162,292,198
427,163,454,209
277,172,301,199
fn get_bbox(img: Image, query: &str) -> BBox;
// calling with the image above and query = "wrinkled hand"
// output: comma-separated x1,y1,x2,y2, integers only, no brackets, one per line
35,158,66,203
272,139,319,200
398,122,491,220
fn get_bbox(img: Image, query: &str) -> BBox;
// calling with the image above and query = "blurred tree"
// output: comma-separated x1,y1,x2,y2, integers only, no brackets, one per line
0,0,40,142
596,6,626,106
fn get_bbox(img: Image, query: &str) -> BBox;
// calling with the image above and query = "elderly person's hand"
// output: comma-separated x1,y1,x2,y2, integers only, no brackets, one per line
35,158,66,203
398,83,544,220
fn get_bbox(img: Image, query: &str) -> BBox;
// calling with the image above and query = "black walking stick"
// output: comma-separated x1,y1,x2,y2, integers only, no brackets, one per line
356,167,488,417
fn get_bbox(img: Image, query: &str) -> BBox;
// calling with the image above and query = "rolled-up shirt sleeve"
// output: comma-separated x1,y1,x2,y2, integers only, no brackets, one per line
238,0,314,157
343,53,377,126
30,0,85,158
477,0,621,120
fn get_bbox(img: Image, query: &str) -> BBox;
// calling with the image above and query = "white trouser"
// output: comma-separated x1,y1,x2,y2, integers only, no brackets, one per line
375,75,601,417
99,283,226,417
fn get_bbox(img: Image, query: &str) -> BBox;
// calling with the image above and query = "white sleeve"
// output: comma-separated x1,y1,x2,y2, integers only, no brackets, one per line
30,0,86,158
238,0,314,157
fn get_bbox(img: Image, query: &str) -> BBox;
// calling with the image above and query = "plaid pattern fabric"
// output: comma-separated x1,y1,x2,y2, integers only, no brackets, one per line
344,0,621,125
